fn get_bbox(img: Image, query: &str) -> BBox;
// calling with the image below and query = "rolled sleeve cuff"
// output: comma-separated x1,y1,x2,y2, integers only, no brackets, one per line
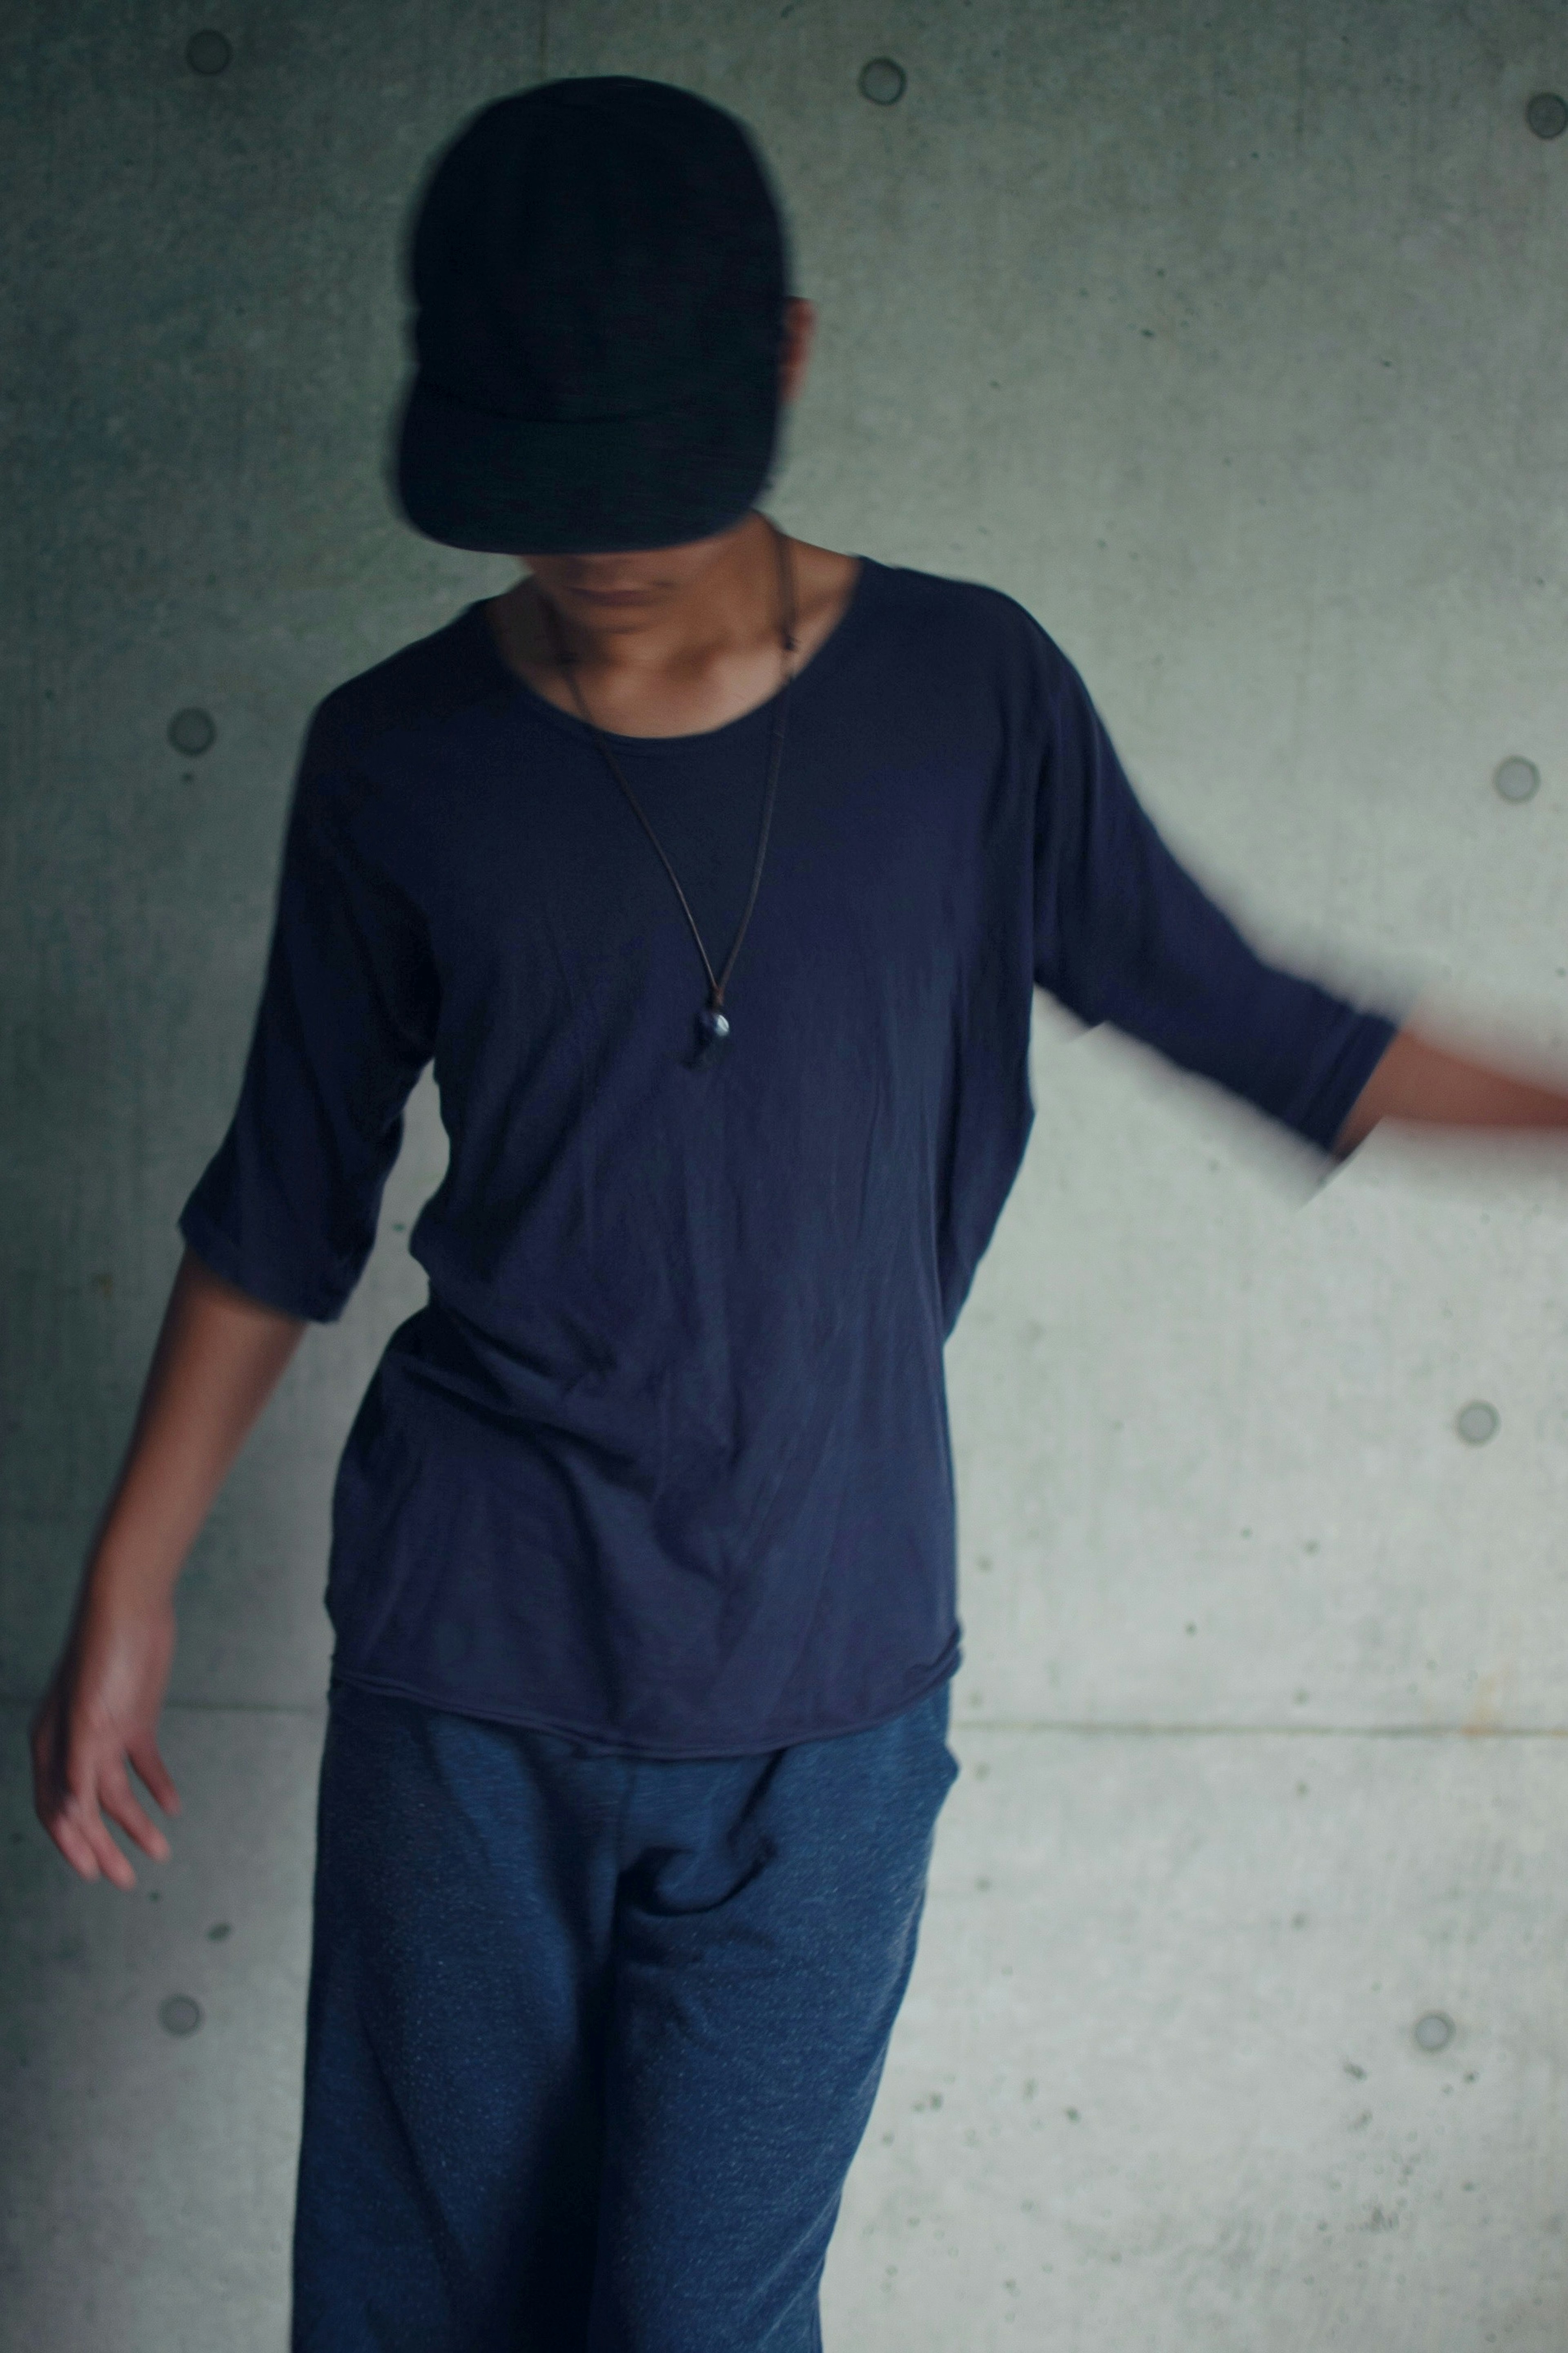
177,1193,355,1323
1291,1008,1402,1160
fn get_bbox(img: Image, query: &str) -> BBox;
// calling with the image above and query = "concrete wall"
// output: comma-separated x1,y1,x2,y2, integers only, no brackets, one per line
4,3,1567,2344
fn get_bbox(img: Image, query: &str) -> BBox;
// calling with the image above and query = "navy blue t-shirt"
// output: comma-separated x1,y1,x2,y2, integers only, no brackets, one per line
180,556,1399,1755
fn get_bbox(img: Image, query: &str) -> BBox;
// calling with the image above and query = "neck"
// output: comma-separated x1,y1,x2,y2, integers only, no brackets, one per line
528,510,791,684
485,517,860,743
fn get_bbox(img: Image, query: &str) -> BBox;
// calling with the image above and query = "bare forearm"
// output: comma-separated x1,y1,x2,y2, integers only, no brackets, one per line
1334,1024,1568,1158
84,1247,308,1614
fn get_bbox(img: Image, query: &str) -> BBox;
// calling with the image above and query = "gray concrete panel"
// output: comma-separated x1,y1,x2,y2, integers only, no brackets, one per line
1,1700,322,2352
825,1725,1568,2351
947,1035,1568,1734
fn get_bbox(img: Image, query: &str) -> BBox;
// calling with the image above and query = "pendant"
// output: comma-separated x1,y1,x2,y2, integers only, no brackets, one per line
689,1005,731,1071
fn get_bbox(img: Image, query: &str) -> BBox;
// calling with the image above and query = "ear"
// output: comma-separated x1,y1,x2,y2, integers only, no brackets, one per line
779,298,816,404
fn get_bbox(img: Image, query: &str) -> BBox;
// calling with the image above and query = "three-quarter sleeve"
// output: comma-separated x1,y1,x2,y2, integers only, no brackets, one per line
178,704,441,1320
1033,651,1400,1156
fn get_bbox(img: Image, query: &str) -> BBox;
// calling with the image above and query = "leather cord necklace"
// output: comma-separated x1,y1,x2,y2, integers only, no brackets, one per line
544,517,799,1071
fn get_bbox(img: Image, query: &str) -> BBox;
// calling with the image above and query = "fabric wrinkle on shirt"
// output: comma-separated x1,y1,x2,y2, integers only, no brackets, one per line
179,557,1401,1756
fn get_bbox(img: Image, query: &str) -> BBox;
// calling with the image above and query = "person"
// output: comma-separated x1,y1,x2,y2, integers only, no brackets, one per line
27,73,1568,2353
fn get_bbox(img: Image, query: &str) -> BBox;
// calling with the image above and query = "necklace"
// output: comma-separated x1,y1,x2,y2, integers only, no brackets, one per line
544,517,798,1071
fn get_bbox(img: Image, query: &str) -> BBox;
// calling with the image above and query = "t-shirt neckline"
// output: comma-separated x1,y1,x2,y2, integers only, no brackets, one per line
463,552,880,754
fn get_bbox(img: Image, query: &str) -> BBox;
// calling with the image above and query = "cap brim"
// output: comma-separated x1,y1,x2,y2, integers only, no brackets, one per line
391,372,780,554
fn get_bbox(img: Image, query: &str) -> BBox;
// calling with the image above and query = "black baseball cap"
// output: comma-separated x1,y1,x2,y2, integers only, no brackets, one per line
392,77,792,554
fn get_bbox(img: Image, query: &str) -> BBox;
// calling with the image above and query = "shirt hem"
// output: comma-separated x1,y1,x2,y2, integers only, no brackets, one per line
324,1648,962,1760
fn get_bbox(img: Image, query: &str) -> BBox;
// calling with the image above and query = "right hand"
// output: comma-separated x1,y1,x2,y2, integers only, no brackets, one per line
30,1585,181,1889
27,1246,305,1889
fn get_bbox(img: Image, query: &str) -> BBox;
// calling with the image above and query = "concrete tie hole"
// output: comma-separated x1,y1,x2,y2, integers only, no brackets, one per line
187,30,233,76
168,707,216,757
859,58,906,106
1493,756,1540,803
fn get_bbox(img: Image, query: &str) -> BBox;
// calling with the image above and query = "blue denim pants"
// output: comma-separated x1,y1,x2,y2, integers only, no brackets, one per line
291,1675,960,2352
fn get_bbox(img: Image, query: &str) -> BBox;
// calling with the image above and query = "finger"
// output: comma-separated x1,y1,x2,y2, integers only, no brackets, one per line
89,1826,138,1892
62,1783,138,1891
31,1708,138,1887
127,1736,181,1820
29,1695,60,1768
30,1700,67,1800
44,1809,102,1884
100,1764,172,1865
32,1731,94,1878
